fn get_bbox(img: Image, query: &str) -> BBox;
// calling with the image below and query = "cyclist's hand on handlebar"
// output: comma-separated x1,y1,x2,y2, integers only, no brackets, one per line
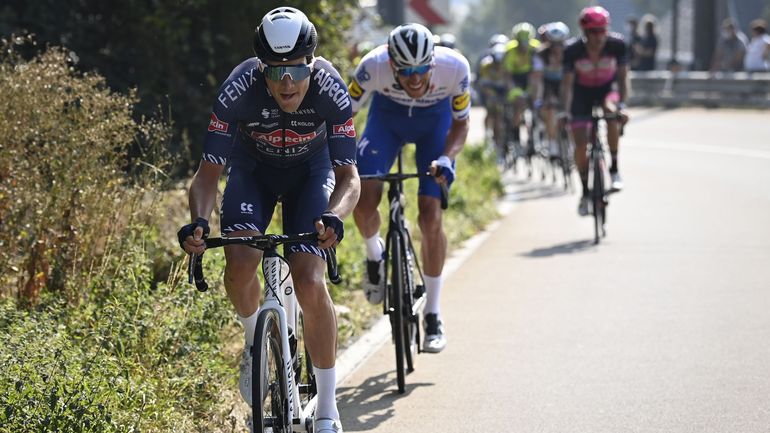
430,155,455,185
177,217,209,255
316,211,343,249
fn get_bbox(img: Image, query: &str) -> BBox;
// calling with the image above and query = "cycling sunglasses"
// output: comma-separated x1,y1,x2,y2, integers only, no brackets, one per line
263,64,312,81
586,27,608,34
396,64,431,76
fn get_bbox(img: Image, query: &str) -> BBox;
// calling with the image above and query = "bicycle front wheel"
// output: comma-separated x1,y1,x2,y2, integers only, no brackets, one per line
388,231,407,394
591,152,605,245
253,309,290,433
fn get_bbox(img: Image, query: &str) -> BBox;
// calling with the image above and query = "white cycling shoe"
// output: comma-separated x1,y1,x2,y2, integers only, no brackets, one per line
422,313,447,353
610,172,624,191
314,418,344,433
239,346,253,406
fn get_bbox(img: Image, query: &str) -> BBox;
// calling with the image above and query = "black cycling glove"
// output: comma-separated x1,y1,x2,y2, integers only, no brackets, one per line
177,217,210,250
320,211,344,243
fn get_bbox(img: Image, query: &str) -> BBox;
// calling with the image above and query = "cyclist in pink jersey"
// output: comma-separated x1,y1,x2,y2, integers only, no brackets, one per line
561,6,629,216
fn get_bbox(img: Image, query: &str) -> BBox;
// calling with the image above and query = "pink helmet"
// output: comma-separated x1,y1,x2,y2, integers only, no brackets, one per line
579,6,610,30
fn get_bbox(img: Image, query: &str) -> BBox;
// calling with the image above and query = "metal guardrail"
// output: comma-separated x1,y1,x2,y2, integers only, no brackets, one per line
629,71,770,108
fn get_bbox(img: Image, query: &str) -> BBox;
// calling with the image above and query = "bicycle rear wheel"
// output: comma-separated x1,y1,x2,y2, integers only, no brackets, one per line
253,309,290,433
402,241,419,374
559,131,574,192
388,231,407,394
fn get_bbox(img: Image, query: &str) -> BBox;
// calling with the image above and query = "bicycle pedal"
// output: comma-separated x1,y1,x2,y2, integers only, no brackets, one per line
413,284,425,299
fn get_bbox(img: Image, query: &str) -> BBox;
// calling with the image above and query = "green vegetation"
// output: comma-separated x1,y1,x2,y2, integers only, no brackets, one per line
0,38,503,431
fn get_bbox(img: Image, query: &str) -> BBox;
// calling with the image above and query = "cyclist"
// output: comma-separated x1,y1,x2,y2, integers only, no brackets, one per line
477,41,509,163
537,22,571,160
561,6,629,216
177,7,359,433
347,23,471,353
503,22,544,165
475,34,509,136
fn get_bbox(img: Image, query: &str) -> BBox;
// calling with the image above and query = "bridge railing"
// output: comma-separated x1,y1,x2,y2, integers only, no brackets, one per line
629,71,770,108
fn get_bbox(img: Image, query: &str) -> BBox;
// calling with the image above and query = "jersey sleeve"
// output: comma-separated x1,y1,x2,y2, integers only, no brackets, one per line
611,35,629,66
348,52,378,113
313,60,357,167
202,61,256,165
562,42,578,73
450,54,472,120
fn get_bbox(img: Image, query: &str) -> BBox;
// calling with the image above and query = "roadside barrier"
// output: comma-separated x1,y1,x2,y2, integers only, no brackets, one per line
629,70,770,108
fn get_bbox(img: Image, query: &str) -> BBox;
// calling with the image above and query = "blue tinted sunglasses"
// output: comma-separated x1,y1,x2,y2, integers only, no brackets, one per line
264,64,312,81
397,64,431,76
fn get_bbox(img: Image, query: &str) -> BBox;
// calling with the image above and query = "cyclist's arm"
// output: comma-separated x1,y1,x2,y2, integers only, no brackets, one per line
326,164,360,219
616,64,629,106
530,54,544,102
443,117,470,160
189,160,225,222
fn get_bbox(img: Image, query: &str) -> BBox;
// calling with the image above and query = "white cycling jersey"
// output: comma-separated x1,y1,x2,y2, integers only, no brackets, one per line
349,45,472,120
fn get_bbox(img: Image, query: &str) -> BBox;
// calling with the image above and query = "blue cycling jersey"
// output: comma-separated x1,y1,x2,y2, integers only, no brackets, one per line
203,57,357,169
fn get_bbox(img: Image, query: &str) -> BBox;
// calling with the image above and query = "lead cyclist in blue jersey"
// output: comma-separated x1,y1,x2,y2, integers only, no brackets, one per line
177,7,359,433
348,23,471,354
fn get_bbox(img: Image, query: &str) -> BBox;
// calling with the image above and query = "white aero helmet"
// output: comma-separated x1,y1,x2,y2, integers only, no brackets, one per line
546,22,570,43
253,7,317,62
387,23,434,69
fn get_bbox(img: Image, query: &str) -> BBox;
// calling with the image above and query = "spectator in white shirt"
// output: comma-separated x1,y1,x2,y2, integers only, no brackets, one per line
744,19,770,72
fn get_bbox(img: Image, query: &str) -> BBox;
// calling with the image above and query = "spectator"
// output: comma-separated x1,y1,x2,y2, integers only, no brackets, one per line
744,19,770,72
710,18,748,72
625,16,642,70
636,15,659,70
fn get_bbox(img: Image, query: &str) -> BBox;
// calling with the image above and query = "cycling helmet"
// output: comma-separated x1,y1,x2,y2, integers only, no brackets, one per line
488,33,509,47
254,7,317,62
438,33,457,49
512,22,536,42
491,43,506,63
388,23,434,68
579,6,611,30
546,22,570,43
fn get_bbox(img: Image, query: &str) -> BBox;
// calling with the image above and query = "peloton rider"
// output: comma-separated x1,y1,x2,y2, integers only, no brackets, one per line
561,6,629,216
347,23,471,353
177,7,359,433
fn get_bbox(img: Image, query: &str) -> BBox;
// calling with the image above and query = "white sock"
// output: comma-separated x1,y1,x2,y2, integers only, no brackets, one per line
313,366,339,420
423,274,442,316
364,234,383,261
239,310,259,346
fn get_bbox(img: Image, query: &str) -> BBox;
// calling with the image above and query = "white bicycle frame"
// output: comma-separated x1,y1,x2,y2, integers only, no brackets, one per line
259,252,317,432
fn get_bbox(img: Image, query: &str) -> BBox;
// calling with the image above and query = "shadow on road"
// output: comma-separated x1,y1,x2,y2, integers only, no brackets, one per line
507,181,570,202
522,239,596,257
338,371,434,432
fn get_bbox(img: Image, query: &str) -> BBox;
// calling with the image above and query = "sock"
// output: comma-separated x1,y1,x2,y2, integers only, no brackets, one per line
423,274,442,316
610,153,618,173
313,366,339,420
239,310,259,347
364,234,383,261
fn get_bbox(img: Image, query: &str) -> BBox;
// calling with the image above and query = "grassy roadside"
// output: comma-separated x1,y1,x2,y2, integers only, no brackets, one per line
0,40,503,432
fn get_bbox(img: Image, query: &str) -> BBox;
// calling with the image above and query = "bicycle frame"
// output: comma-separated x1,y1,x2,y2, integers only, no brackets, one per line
587,107,620,244
188,234,339,432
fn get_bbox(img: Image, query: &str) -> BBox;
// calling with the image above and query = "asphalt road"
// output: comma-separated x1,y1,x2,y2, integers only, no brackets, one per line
337,107,770,433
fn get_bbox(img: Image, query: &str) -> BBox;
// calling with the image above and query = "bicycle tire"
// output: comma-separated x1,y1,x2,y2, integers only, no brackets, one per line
388,230,407,394
559,131,573,192
253,309,290,433
402,240,419,374
591,150,605,245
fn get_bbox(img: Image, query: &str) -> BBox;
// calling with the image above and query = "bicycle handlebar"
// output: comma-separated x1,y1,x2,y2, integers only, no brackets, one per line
360,172,449,210
187,232,341,292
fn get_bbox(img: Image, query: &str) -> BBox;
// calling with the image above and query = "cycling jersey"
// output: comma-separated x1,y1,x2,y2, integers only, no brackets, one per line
503,39,543,76
349,45,471,120
349,45,471,199
563,34,627,88
203,57,357,169
538,44,565,101
203,57,357,257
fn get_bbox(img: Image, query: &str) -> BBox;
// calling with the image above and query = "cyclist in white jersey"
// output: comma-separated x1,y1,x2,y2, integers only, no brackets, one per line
348,23,471,353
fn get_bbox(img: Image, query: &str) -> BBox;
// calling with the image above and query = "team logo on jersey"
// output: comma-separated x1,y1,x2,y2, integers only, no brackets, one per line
261,109,271,119
332,118,356,138
452,92,471,111
251,129,318,146
356,66,371,83
207,112,229,134
348,80,364,100
314,69,351,110
459,76,470,92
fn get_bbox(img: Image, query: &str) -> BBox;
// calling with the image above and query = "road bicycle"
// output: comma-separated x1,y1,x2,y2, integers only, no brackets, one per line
360,149,448,394
188,233,340,432
587,107,621,244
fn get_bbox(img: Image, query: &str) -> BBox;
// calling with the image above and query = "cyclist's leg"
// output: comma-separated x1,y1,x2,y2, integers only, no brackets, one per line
283,151,340,421
603,90,621,174
569,85,595,200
